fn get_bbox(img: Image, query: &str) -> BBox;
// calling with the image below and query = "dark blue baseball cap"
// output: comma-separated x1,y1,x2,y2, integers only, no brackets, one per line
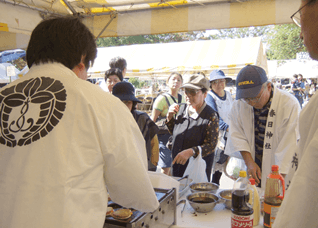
235,65,268,100
112,81,142,103
209,70,232,83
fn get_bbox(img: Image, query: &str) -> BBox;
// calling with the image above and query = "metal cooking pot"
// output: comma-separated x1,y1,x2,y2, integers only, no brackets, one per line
186,192,221,213
218,189,232,210
189,182,219,194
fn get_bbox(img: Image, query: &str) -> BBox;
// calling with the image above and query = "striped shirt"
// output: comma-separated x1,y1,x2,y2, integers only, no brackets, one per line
254,86,274,174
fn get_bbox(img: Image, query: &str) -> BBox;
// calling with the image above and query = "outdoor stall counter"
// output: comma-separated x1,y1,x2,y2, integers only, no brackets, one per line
172,189,264,228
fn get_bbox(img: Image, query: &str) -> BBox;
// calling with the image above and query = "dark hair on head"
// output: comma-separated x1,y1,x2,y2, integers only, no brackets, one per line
26,16,97,70
307,0,318,5
201,88,208,93
105,68,123,81
293,74,298,78
131,101,138,113
166,72,183,84
109,56,127,71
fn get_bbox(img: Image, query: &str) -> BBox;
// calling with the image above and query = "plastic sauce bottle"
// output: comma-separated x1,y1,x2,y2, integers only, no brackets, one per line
231,170,254,228
263,165,285,228
248,178,260,226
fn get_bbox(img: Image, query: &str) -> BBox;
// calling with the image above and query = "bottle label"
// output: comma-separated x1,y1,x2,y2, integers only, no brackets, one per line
264,202,280,228
231,214,253,228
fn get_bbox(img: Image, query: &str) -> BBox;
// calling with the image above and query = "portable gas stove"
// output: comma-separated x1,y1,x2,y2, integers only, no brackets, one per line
104,188,178,228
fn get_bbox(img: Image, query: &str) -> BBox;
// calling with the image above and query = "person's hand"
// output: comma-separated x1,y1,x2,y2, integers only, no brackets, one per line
246,160,261,185
172,148,193,165
167,103,179,121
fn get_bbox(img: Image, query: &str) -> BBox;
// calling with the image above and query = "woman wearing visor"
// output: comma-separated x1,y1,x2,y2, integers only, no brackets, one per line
205,70,234,185
166,74,219,181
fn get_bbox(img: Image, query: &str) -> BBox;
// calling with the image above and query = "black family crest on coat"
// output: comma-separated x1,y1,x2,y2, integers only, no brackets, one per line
0,77,67,147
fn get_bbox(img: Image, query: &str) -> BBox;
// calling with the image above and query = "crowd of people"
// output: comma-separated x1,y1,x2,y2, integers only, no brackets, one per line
0,0,317,227
272,74,317,108
291,73,317,107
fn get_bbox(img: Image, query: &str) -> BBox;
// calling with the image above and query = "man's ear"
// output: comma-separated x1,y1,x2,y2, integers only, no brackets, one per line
72,63,85,77
72,56,86,78
78,62,86,70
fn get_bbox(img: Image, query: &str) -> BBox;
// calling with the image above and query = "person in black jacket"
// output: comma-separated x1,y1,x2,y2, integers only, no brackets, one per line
166,74,219,181
113,81,159,171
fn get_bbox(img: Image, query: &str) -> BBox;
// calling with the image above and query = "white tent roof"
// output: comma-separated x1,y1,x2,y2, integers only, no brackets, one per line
0,63,20,83
0,0,300,51
89,37,267,78
268,60,318,79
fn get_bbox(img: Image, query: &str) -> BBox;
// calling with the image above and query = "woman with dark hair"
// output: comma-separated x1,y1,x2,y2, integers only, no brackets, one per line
105,68,123,93
113,81,159,171
166,74,219,181
151,72,185,175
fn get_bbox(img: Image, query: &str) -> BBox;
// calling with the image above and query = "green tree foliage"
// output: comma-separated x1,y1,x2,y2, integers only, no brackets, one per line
96,31,206,47
266,24,306,60
128,77,145,89
208,26,270,41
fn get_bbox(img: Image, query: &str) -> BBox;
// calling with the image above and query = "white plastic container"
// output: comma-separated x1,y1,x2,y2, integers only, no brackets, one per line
249,178,260,226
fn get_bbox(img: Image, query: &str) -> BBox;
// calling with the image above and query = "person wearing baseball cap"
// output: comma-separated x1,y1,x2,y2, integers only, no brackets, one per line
205,70,234,185
113,81,159,172
224,65,301,190
165,74,219,181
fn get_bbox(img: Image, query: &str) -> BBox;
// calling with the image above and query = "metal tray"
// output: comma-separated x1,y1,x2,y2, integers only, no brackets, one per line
104,188,177,228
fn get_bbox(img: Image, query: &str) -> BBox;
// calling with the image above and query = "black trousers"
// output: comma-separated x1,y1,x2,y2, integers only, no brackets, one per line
212,171,222,185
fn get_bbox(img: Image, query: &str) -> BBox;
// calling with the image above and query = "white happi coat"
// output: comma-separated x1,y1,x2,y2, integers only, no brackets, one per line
224,86,300,189
273,92,318,228
0,63,159,228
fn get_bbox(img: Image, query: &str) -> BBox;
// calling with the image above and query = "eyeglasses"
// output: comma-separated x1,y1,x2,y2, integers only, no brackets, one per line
241,87,266,103
185,88,200,96
291,1,311,27
211,79,225,85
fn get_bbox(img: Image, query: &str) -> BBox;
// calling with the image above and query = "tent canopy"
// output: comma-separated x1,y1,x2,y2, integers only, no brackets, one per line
88,37,267,78
0,0,300,51
268,60,318,79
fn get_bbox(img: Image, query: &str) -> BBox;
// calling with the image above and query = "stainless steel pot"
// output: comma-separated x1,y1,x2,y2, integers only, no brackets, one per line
189,182,219,194
218,189,232,210
186,192,221,213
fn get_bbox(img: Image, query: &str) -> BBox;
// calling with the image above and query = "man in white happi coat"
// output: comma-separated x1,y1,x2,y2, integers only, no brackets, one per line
0,17,159,228
273,0,318,227
224,65,301,189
